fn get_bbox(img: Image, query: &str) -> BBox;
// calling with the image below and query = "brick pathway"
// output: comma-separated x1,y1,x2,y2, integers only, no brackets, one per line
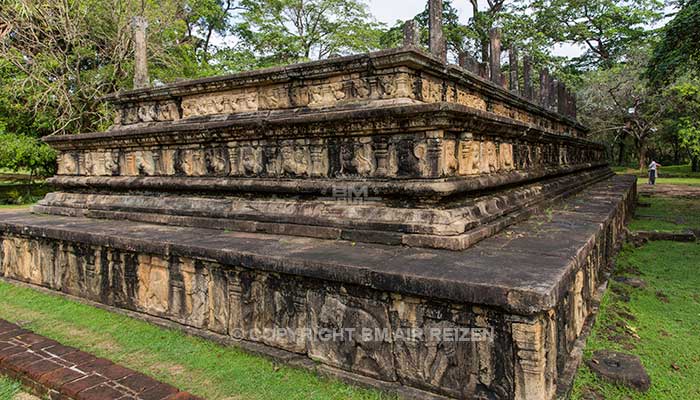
0,319,201,400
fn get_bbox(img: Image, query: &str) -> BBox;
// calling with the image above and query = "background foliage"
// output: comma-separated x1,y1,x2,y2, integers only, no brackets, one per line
0,0,697,170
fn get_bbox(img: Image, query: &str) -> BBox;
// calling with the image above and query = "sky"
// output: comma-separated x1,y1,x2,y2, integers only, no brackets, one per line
366,0,587,58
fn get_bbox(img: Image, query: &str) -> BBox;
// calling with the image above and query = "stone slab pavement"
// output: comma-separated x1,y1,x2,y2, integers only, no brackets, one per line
638,183,700,198
0,319,202,400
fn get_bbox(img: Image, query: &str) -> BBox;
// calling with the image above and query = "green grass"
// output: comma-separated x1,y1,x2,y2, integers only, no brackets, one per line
0,183,50,206
629,196,700,232
0,376,22,400
0,375,22,400
612,164,700,180
571,241,700,399
653,177,700,186
0,282,390,400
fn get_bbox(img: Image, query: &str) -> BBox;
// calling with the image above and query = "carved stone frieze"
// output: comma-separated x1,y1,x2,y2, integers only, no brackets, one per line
57,131,605,184
182,90,258,118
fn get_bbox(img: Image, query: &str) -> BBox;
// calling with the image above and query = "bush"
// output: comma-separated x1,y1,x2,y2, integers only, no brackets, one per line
0,132,57,178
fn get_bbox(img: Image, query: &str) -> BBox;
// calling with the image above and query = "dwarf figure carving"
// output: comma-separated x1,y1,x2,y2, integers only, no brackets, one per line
442,140,458,175
499,143,514,171
352,138,375,176
281,141,309,176
241,145,263,175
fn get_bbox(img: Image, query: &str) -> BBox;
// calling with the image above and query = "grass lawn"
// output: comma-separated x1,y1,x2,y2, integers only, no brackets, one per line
654,177,700,186
0,376,22,400
570,242,700,399
572,175,700,399
629,196,700,232
612,164,700,179
0,282,390,400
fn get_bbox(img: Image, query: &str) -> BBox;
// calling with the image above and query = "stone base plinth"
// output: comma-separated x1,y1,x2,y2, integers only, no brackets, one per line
0,176,637,400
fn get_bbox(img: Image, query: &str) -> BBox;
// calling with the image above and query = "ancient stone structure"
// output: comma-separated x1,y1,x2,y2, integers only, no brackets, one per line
1,32,636,400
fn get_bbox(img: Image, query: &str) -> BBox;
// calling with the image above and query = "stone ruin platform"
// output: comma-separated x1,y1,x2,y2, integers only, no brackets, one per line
0,47,637,399
1,175,636,399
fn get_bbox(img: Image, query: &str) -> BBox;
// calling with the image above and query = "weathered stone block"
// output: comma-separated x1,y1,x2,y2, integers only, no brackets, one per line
307,285,396,381
136,255,170,316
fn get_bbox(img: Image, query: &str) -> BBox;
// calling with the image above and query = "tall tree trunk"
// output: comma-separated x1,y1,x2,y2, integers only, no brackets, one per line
692,156,699,172
637,141,647,171
617,141,625,166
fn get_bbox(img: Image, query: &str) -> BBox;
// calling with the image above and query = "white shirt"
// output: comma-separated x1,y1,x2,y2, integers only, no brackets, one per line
649,161,658,171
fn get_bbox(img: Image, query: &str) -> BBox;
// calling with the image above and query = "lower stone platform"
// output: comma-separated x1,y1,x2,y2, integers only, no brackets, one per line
0,175,637,400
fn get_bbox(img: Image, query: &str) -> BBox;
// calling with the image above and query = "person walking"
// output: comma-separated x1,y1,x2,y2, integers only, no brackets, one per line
648,160,661,185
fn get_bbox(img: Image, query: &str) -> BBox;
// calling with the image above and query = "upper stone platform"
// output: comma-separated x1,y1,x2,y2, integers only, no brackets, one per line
98,48,585,136
39,47,608,250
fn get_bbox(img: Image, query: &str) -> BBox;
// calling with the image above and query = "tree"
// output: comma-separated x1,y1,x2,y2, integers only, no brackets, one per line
528,0,664,68
379,0,475,60
0,0,242,135
0,131,57,179
235,0,384,66
647,0,700,86
662,76,700,171
578,48,665,169
467,0,506,63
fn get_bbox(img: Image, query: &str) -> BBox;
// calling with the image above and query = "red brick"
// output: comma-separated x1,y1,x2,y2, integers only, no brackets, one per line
117,373,159,394
97,364,134,381
62,351,98,367
24,359,64,380
0,345,25,362
16,333,51,347
3,351,43,372
61,374,108,398
38,366,86,387
29,338,61,351
164,392,203,400
0,320,21,335
139,383,178,400
43,344,79,357
79,357,113,373
76,383,126,400
0,341,17,351
0,328,28,340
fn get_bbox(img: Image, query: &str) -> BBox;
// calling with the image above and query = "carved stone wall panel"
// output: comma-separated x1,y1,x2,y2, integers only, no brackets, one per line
228,271,308,353
307,285,396,381
420,76,443,103
258,84,291,110
179,149,208,177
388,296,511,398
458,138,481,176
169,258,210,329
480,141,499,174
136,255,170,316
442,139,458,176
240,143,263,176
352,137,376,176
207,266,230,335
499,143,515,171
280,140,310,177
57,153,78,175
156,149,176,176
456,87,487,111
182,89,258,119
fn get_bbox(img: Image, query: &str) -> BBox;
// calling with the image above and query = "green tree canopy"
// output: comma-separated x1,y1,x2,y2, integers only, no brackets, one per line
234,0,384,66
647,0,700,86
528,0,664,68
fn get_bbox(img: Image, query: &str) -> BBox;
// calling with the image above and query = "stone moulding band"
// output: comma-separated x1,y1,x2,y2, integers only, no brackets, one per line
47,162,608,198
44,103,590,151
35,167,614,250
